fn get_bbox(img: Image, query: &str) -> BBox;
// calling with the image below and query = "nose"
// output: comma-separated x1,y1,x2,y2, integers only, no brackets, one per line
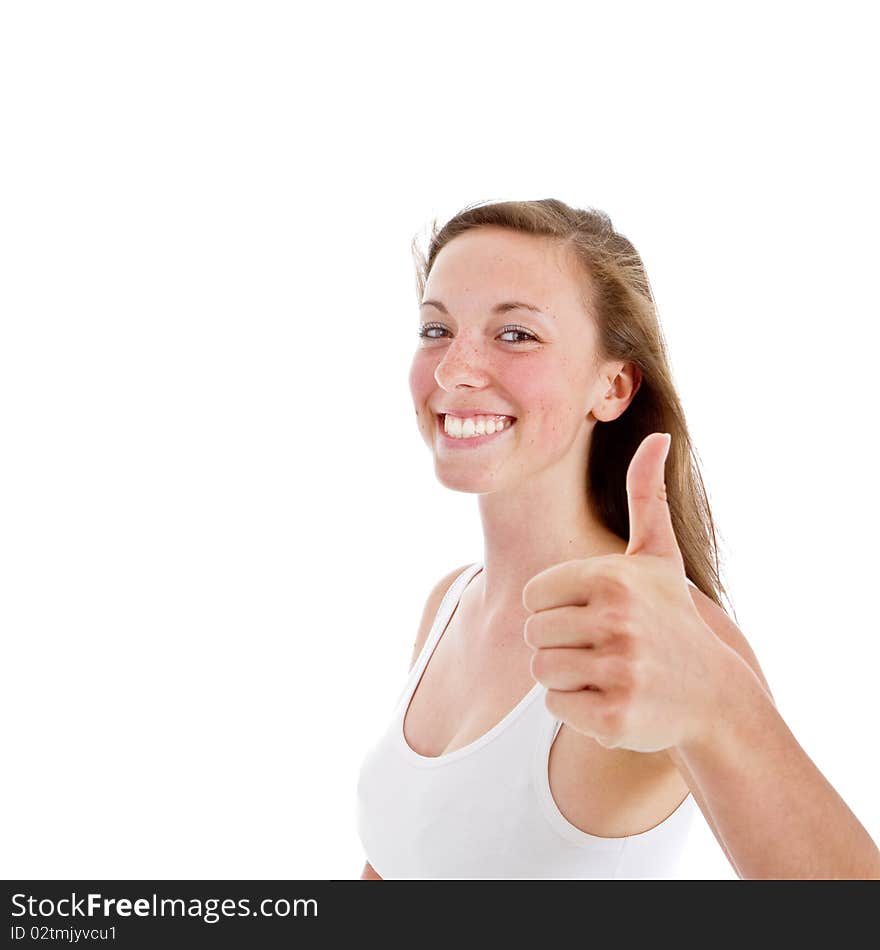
433,333,492,391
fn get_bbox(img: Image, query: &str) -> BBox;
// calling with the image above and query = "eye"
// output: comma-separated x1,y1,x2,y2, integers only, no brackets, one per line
498,324,539,344
417,321,448,340
417,322,539,344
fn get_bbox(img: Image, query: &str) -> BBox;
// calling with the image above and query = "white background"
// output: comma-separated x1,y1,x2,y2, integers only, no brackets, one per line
1,1,877,880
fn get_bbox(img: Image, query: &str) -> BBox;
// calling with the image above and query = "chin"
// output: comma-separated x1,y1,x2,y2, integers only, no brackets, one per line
433,465,502,494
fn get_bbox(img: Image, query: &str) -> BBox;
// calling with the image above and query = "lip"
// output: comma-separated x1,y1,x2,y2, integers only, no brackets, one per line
436,409,517,420
436,413,517,449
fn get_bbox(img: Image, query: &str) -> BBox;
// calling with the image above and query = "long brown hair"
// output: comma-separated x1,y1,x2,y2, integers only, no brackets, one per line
412,198,733,616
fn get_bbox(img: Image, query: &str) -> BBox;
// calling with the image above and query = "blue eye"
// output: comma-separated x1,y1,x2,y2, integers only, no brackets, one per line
417,322,538,344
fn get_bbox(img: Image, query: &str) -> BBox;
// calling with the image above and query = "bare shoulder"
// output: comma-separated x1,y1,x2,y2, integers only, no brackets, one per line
409,564,473,672
687,583,774,702
360,861,383,880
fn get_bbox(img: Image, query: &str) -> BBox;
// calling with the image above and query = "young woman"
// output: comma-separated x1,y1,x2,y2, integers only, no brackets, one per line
355,199,880,879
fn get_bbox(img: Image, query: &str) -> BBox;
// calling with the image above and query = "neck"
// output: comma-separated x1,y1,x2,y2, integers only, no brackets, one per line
473,466,627,627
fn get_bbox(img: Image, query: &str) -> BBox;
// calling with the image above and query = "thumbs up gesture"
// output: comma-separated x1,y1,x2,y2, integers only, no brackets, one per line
522,433,726,754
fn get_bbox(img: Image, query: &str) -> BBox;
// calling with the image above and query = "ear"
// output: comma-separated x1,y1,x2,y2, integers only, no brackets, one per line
590,362,642,422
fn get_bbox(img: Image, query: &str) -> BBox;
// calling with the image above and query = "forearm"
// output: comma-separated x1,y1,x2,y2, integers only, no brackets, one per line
674,650,880,880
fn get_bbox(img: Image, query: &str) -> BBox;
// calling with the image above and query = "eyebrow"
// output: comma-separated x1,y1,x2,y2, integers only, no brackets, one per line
419,299,551,319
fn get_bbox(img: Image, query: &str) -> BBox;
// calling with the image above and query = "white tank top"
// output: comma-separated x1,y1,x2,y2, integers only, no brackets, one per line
356,562,699,879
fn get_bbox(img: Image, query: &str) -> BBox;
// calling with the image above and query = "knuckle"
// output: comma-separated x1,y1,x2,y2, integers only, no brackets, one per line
620,665,638,696
611,631,636,658
606,655,633,688
602,602,634,636
601,567,632,603
597,603,618,630
601,704,618,729
600,701,624,735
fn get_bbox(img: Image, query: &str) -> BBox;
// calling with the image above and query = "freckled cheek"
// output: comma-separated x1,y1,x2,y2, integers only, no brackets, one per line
408,357,435,404
408,358,437,434
517,377,585,449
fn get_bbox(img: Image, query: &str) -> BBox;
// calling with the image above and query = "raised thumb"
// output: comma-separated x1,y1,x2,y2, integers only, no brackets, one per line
625,432,682,562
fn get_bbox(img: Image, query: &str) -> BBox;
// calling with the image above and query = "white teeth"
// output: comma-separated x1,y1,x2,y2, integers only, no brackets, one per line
442,414,514,439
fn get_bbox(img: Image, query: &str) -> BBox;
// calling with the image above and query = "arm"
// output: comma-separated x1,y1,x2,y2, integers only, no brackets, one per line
670,589,880,879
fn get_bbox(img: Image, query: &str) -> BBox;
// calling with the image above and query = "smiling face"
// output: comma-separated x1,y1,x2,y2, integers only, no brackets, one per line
409,226,628,495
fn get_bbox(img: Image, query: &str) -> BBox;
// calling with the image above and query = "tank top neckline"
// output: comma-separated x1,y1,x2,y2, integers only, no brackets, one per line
395,561,703,770
397,562,546,769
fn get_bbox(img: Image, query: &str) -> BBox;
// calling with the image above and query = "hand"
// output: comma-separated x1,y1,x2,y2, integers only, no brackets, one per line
522,432,726,753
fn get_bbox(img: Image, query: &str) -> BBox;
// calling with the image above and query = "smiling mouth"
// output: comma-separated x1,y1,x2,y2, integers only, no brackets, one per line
436,413,517,441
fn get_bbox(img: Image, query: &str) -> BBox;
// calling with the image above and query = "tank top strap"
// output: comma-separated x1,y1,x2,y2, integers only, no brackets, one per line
390,562,483,713
412,562,483,673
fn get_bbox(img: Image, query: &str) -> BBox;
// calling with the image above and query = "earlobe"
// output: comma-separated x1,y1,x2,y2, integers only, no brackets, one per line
590,399,615,423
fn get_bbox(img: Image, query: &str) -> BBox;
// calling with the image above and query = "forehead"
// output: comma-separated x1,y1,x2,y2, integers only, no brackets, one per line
424,226,593,320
